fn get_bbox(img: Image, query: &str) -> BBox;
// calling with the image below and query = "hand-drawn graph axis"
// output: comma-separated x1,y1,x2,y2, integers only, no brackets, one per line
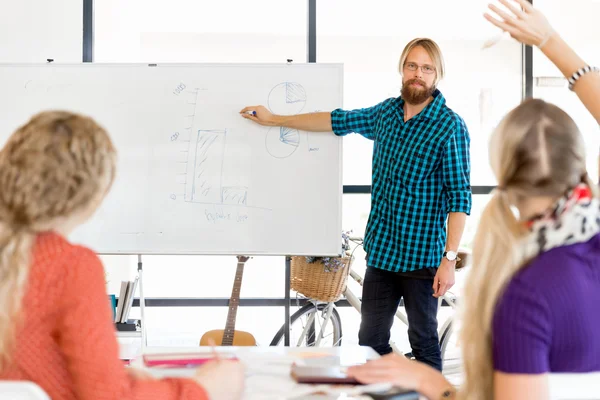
174,89,271,211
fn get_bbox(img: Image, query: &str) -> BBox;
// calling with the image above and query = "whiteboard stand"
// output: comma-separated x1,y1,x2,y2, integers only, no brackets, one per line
284,257,291,346
137,255,148,351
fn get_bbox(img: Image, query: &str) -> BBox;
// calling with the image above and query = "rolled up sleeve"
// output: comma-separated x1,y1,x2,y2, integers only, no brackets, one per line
442,117,472,215
330,100,389,141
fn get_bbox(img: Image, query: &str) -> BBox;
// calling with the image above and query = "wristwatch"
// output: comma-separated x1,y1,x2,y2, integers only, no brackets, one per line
443,250,459,262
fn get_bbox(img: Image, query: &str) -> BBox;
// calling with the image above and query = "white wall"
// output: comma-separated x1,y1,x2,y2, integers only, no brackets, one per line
534,0,600,75
533,0,600,183
94,0,307,63
0,0,136,291
0,0,83,62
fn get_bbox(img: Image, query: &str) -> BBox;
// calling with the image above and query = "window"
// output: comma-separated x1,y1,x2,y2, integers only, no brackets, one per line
0,0,82,62
317,0,522,185
139,307,285,346
460,194,491,251
94,0,307,63
95,0,307,345
533,0,600,182
96,0,526,348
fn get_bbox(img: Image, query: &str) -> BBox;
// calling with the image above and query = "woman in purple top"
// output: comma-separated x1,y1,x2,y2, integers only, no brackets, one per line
347,1,600,399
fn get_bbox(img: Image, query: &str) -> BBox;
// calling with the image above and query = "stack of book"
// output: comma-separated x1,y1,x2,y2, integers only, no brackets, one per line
115,277,139,330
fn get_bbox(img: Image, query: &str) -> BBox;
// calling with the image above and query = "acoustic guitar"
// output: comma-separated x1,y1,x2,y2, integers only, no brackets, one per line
199,255,257,346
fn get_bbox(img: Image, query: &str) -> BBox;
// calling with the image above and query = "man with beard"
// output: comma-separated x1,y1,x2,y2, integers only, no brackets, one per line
240,38,471,371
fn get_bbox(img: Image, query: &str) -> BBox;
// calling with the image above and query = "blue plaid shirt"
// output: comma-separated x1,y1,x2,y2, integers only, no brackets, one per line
331,90,471,272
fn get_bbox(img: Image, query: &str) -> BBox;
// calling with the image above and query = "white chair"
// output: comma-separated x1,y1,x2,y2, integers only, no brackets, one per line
549,372,600,399
0,381,50,400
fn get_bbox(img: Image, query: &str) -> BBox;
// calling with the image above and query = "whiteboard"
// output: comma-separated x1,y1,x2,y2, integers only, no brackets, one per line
0,63,343,255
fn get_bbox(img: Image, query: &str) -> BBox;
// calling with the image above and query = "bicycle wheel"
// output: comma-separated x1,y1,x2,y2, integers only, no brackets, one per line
270,303,343,346
440,318,462,381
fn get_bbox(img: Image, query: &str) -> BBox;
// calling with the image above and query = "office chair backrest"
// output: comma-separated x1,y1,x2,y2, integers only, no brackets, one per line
0,381,50,400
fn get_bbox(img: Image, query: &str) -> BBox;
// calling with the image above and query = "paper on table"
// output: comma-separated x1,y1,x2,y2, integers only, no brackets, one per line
286,382,395,399
236,351,340,371
244,372,393,400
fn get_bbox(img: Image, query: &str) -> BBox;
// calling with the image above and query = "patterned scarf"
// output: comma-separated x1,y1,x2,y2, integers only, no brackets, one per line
523,183,600,260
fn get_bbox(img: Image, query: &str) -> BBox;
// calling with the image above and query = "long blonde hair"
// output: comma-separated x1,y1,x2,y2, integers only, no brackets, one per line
459,99,595,399
0,111,116,368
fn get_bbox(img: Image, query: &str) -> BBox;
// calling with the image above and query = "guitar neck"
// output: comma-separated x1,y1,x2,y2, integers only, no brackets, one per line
222,260,245,346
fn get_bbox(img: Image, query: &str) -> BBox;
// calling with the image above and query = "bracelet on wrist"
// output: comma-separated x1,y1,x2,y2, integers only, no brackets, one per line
537,29,554,49
568,65,600,91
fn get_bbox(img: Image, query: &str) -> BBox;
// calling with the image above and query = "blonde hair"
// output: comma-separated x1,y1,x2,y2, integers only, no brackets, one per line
458,99,596,399
398,38,446,87
0,111,116,368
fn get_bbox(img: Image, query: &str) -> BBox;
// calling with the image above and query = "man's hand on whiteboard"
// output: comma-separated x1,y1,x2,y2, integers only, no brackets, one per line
241,106,332,132
240,105,279,126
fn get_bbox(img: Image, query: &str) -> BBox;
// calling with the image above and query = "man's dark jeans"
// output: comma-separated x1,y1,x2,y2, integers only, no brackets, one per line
358,266,442,371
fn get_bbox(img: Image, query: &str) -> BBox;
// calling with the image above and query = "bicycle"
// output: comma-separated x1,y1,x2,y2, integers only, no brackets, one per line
269,236,467,377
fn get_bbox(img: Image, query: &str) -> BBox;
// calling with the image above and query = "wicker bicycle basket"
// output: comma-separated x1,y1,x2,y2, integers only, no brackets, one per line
290,256,353,302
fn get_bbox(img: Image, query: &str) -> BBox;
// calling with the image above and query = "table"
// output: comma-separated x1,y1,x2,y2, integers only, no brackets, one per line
130,346,420,399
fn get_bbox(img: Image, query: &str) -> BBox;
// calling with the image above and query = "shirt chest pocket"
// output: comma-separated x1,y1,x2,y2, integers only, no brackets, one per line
397,145,441,187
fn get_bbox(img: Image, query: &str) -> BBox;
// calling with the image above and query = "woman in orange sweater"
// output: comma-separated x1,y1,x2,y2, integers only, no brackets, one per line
0,111,245,400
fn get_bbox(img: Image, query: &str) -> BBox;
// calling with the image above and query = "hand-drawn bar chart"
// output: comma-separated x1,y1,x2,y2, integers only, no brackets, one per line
183,129,249,206
221,186,248,206
185,130,226,203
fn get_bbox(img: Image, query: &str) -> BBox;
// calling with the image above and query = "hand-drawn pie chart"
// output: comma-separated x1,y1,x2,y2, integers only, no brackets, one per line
267,82,307,115
265,126,300,159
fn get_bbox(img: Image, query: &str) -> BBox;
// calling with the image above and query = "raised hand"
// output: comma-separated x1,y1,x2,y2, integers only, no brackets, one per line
484,0,554,48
